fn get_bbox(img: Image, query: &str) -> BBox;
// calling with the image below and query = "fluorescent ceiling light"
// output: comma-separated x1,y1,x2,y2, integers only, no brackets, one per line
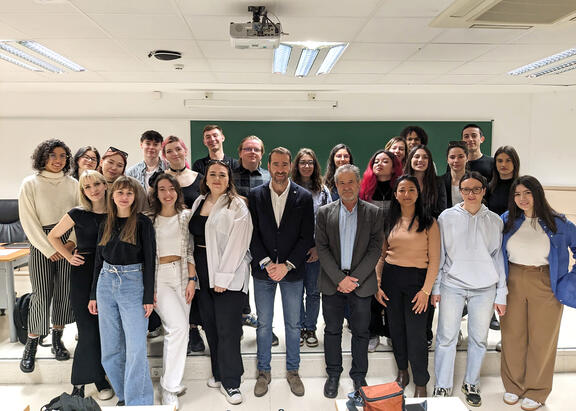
295,48,319,77
273,44,292,74
317,44,348,75
528,59,576,78
508,48,576,76
0,42,63,73
18,41,85,72
0,52,42,72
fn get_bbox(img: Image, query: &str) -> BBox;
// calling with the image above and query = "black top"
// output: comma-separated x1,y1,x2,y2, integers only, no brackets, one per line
192,154,238,176
468,155,494,182
67,208,106,253
91,214,156,304
487,178,513,216
189,199,207,247
182,173,203,209
372,180,393,202
329,187,339,202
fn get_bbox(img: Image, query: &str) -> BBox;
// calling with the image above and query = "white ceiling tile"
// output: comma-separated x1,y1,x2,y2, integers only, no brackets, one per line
379,74,438,84
331,60,401,74
322,73,384,84
98,71,216,83
274,0,381,17
37,39,127,57
209,59,272,73
146,59,211,72
390,60,464,74
0,21,26,38
75,55,144,72
0,71,48,80
214,72,273,83
197,40,273,59
476,44,573,62
409,44,494,61
184,15,248,41
40,71,106,82
450,61,524,75
429,74,495,85
89,14,192,39
116,39,204,60
0,13,106,38
432,28,527,44
70,0,178,14
376,0,454,18
269,74,327,84
280,17,364,42
342,43,423,61
0,0,76,13
175,0,250,16
355,18,443,43
511,23,576,44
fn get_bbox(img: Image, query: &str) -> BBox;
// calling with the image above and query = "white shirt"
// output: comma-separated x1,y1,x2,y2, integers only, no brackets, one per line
269,180,290,227
507,217,550,266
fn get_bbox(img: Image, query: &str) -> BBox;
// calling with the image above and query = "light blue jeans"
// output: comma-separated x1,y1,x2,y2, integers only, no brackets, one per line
97,261,153,405
434,283,496,390
254,277,304,371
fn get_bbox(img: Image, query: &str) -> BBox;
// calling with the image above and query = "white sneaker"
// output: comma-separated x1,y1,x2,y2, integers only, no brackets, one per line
503,392,519,405
368,336,380,352
521,398,542,411
207,376,221,388
220,385,243,405
97,387,115,401
162,388,179,409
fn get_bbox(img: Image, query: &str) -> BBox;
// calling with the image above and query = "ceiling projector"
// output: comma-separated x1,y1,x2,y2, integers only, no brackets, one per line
230,6,282,49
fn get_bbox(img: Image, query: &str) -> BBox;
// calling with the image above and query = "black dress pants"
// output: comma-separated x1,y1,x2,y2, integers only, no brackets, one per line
322,292,371,380
369,296,390,338
70,254,106,385
381,263,430,386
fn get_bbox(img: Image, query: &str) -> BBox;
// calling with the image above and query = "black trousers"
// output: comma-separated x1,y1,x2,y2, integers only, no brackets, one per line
381,263,430,386
369,296,390,338
195,248,244,389
322,292,371,380
70,254,106,385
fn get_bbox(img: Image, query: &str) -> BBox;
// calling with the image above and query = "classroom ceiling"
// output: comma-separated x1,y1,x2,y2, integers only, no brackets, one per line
1,0,576,89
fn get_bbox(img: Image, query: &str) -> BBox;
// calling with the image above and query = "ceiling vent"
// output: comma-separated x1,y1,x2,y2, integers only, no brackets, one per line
431,0,576,28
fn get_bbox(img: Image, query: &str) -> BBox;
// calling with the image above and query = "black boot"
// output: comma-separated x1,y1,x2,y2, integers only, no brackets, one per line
20,337,39,373
187,327,205,355
51,328,70,361
71,385,85,398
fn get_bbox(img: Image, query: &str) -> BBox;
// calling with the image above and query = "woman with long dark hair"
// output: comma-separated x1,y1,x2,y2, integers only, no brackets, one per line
98,147,128,184
291,148,331,348
71,146,100,180
48,170,113,399
19,139,78,373
375,175,440,397
500,176,576,411
89,176,156,405
149,173,196,408
324,143,353,201
488,145,520,216
189,160,252,405
441,141,469,207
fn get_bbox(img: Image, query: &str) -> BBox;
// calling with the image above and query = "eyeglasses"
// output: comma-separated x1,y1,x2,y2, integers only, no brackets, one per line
298,160,315,167
49,153,69,161
242,147,262,153
80,154,97,163
107,146,128,158
460,187,483,195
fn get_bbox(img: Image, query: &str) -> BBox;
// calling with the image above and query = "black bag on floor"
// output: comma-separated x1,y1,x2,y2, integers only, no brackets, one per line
13,292,31,344
41,392,101,411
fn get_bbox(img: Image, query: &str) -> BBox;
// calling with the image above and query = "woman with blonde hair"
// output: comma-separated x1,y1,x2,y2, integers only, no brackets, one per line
48,170,113,399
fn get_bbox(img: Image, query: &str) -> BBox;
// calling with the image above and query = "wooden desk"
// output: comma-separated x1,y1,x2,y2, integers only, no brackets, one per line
0,247,30,343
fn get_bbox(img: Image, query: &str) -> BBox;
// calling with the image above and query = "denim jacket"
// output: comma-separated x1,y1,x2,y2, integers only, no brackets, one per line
501,211,576,307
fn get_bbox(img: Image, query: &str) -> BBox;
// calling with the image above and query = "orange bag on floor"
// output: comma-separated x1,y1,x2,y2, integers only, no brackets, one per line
358,381,405,411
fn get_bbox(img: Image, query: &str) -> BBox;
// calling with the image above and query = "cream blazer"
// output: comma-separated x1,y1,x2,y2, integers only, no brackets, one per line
190,194,253,293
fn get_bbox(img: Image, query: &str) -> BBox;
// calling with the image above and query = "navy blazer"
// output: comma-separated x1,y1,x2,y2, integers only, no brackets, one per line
248,181,315,281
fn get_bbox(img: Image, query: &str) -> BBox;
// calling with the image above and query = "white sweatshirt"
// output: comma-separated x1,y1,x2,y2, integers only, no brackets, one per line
432,203,508,305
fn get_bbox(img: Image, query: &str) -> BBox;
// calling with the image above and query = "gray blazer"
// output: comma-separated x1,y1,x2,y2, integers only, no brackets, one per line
316,199,383,297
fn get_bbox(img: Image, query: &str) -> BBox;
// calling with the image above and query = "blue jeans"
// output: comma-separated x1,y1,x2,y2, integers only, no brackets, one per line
97,262,153,405
434,283,496,390
254,277,303,371
300,261,321,331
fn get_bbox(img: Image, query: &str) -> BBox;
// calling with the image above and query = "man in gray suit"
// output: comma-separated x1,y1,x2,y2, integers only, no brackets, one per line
316,164,383,398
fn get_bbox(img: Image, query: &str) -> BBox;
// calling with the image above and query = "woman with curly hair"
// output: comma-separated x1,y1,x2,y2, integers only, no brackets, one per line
18,139,78,373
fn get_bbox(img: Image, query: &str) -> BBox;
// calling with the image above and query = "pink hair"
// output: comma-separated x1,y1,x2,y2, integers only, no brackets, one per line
161,136,190,169
360,150,403,201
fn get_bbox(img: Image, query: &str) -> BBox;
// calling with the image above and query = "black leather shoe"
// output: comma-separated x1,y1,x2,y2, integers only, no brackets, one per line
324,376,339,398
116,400,125,406
353,378,367,392
272,332,279,346
20,337,39,373
187,327,205,354
490,314,500,330
395,369,410,388
51,328,70,361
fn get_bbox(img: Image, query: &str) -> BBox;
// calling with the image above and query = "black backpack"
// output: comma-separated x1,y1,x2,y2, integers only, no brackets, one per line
13,292,31,344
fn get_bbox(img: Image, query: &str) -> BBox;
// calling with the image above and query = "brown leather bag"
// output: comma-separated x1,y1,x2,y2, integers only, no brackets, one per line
359,381,405,411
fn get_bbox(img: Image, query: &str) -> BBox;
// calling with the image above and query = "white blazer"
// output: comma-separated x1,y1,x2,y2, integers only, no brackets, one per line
190,193,253,293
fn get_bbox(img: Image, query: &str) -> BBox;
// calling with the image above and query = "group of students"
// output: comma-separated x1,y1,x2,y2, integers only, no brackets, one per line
16,124,576,410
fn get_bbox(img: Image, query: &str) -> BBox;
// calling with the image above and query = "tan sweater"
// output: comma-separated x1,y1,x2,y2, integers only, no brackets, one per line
376,218,441,295
19,171,78,258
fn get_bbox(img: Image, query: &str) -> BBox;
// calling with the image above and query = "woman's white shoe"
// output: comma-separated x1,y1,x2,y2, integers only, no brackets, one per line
521,397,542,411
503,392,519,405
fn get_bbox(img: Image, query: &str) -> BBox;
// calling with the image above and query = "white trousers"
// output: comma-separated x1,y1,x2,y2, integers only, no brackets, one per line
155,262,191,393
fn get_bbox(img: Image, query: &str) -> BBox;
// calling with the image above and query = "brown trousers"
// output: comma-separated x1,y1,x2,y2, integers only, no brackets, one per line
500,263,563,403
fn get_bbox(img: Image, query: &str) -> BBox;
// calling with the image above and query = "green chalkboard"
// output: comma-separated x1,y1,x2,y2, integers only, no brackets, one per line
190,121,493,176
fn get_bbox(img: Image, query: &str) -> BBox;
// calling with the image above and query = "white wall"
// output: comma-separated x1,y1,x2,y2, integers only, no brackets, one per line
1,87,574,198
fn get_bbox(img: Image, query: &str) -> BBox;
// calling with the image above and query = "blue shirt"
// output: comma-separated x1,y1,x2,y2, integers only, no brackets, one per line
339,200,358,270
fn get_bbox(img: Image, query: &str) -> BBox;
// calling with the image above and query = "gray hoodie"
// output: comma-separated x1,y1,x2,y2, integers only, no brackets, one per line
432,203,507,305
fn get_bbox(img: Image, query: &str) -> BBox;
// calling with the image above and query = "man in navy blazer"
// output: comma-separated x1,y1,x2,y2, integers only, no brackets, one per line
248,147,314,398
